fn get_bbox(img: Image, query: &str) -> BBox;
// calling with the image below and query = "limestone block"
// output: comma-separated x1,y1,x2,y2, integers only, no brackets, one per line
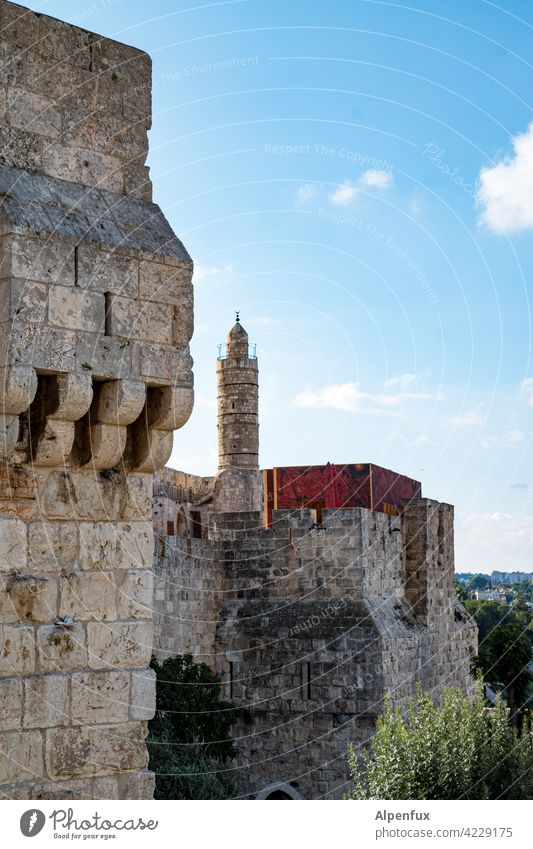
48,285,105,333
173,301,194,348
78,523,118,569
0,413,19,461
130,668,156,720
23,674,69,728
116,770,155,800
96,379,145,426
0,516,27,570
37,622,87,672
45,723,148,780
116,570,153,619
115,521,154,568
0,365,38,415
28,521,79,572
87,621,153,669
0,320,76,372
38,470,122,521
120,475,153,521
59,571,117,621
31,419,75,467
133,428,173,473
2,233,76,286
107,294,174,344
83,423,127,470
0,624,35,676
42,144,123,194
146,385,194,431
76,333,132,380
71,670,130,725
0,574,57,623
0,677,23,731
0,730,43,783
139,259,191,304
76,244,139,297
0,278,47,323
6,85,61,138
138,344,193,385
0,124,42,173
51,372,93,421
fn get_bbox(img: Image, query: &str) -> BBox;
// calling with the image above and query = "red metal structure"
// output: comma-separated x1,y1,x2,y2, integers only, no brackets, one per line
262,463,421,527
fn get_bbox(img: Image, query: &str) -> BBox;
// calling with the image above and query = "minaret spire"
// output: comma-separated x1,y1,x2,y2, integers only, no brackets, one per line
214,315,260,512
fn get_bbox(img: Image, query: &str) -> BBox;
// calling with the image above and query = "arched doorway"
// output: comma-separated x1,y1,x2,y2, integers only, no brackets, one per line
256,783,303,800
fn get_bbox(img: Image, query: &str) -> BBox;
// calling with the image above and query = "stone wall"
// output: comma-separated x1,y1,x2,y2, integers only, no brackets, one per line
153,535,224,663
153,502,477,799
0,0,194,799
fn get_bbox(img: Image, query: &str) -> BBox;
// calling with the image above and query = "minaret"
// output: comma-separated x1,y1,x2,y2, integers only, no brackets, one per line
214,313,261,512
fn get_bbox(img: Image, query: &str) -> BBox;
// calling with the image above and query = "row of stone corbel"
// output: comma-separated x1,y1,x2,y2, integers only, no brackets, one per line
0,365,193,472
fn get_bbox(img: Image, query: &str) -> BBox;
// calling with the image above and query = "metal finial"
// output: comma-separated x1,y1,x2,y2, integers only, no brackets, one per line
236,311,240,323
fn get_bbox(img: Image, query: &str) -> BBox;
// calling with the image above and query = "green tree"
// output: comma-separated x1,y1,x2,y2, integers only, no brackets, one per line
477,624,532,717
346,680,533,800
147,654,242,799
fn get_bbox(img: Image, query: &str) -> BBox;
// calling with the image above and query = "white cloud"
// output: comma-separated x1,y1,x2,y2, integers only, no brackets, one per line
520,377,533,405
413,431,430,445
193,263,233,288
293,377,439,416
329,181,358,206
481,429,526,450
384,372,427,390
451,411,482,427
477,122,533,233
328,169,393,206
295,184,316,203
456,511,533,572
359,169,393,189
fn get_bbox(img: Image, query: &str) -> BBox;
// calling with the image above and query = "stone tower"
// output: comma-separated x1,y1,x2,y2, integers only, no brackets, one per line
214,316,261,512
0,0,193,799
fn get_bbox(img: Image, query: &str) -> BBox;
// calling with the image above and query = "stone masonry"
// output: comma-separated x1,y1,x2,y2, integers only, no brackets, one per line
0,1,193,799
153,323,478,800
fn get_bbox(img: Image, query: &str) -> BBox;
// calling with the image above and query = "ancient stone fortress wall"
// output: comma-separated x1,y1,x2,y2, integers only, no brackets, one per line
0,1,193,799
153,468,214,538
153,502,477,799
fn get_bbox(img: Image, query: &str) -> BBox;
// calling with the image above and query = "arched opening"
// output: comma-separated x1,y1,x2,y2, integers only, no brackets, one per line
256,783,303,800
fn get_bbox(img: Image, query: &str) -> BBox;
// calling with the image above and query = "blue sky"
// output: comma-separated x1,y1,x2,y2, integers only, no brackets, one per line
38,0,533,572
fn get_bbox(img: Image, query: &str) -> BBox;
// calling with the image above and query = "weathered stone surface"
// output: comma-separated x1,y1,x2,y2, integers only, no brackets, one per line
49,286,105,333
0,0,194,800
0,676,22,730
0,730,43,783
37,623,87,672
87,621,153,669
23,674,69,728
45,723,148,780
0,624,35,676
28,521,79,572
0,574,57,623
71,670,130,725
0,516,27,570
116,570,153,619
96,379,145,426
130,668,156,720
59,572,117,622
0,365,37,415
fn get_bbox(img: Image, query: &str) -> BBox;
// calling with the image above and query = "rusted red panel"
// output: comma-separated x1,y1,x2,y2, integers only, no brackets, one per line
263,462,421,527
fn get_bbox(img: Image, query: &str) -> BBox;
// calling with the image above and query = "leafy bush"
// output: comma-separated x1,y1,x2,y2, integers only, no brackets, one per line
346,679,533,800
147,654,243,799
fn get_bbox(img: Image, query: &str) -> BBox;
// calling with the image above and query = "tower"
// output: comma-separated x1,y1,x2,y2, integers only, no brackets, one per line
214,314,261,512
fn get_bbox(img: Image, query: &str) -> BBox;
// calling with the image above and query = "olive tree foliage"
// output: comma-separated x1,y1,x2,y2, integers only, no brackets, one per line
147,654,244,800
346,680,533,800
